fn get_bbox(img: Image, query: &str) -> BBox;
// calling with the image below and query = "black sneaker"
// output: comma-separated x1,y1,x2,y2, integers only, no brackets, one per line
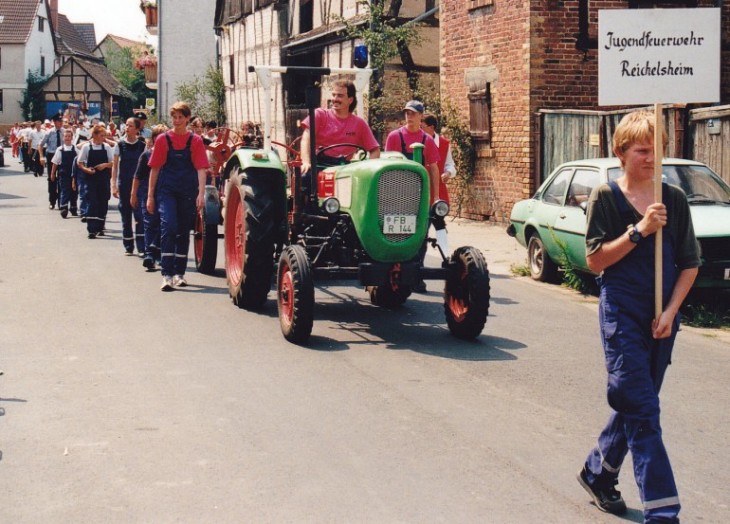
88,232,97,239
70,210,78,217
80,216,87,223
60,209,68,219
142,257,155,271
577,467,627,515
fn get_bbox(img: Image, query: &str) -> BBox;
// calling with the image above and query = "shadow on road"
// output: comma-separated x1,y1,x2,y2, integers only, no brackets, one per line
287,284,528,361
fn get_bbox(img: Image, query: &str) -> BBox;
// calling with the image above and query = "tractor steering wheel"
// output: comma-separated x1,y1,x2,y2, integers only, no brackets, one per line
315,143,369,165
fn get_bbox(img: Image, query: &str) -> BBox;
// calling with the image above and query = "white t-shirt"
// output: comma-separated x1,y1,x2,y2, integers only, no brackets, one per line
51,145,77,165
78,142,114,165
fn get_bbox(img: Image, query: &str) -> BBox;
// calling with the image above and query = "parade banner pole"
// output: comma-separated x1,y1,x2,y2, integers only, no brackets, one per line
654,103,664,319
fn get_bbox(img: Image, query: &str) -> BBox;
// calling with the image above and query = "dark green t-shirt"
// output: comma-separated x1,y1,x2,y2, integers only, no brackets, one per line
586,182,700,271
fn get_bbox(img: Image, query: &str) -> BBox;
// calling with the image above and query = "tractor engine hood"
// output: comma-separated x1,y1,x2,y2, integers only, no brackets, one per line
320,158,431,263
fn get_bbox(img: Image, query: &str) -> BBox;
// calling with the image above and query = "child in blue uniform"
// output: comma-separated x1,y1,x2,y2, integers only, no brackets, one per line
578,110,700,524
131,124,167,270
49,128,77,218
111,117,147,255
146,103,208,290
77,125,114,239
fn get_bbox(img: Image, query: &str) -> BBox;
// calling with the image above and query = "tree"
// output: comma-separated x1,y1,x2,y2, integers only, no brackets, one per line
20,70,47,121
103,46,155,120
175,65,226,125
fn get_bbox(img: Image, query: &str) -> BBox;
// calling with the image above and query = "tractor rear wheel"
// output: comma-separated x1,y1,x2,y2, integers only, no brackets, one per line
277,245,314,343
444,246,490,340
194,203,218,275
224,171,276,310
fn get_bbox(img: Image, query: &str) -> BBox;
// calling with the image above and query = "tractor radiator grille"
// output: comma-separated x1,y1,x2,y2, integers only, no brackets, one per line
377,169,423,242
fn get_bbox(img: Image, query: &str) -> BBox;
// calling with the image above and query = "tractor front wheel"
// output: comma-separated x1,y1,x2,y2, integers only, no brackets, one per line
277,245,314,343
444,246,490,340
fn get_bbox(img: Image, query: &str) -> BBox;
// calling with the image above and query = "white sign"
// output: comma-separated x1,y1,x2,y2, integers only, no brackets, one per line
145,98,156,110
383,215,416,235
598,8,720,106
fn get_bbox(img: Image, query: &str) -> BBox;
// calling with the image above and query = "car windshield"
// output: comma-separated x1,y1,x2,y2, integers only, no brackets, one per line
662,165,730,204
607,164,730,204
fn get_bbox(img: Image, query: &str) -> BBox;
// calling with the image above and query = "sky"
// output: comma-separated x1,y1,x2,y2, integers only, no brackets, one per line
57,0,151,45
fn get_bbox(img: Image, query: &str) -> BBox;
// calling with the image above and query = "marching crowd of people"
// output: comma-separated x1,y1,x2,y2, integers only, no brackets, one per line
8,104,213,292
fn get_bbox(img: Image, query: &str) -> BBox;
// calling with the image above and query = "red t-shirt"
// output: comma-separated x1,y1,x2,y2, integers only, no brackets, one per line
148,131,210,170
301,108,379,159
384,126,440,167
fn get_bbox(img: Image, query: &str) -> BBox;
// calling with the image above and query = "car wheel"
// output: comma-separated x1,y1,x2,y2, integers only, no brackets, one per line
527,233,559,283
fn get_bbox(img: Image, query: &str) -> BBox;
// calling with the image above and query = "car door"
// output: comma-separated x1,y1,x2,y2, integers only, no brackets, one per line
534,167,574,261
553,167,600,272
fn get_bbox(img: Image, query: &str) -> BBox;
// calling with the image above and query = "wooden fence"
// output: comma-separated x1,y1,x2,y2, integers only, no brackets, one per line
535,105,727,183
689,105,730,186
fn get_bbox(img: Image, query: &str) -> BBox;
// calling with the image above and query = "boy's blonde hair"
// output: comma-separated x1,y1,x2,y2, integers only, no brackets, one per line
612,110,669,158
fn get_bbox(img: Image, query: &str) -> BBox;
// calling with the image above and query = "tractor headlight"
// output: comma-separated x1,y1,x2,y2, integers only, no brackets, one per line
322,197,340,215
431,199,449,217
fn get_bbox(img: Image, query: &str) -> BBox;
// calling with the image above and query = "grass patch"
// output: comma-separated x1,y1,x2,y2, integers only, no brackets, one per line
682,300,730,329
510,263,531,277
550,230,596,295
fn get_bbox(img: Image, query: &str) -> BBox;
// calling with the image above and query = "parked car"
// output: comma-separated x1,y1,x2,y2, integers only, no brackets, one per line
507,158,730,289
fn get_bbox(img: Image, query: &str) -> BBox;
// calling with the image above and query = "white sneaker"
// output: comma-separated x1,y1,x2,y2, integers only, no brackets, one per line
173,275,188,287
161,276,174,291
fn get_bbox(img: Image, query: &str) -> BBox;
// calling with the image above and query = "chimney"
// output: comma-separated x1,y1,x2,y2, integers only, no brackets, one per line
48,0,58,33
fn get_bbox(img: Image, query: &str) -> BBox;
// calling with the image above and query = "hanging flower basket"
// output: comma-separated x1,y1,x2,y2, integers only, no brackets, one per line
143,64,157,83
134,52,157,70
140,2,157,27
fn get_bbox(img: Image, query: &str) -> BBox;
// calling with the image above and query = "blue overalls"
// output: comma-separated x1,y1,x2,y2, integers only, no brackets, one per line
116,140,147,253
584,181,681,523
56,147,77,215
135,150,161,264
85,145,111,235
157,134,198,277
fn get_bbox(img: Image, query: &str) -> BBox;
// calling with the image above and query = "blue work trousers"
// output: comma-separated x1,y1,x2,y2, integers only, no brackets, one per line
584,294,681,524
158,185,196,277
137,185,160,262
86,172,110,234
118,183,145,253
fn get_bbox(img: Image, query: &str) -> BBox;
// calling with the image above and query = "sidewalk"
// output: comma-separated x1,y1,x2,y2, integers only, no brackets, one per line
439,217,527,276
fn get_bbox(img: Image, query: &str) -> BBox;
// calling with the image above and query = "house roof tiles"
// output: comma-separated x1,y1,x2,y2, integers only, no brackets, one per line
0,0,40,45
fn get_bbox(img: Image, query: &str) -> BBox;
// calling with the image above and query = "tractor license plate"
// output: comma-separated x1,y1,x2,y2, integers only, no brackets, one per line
383,214,416,235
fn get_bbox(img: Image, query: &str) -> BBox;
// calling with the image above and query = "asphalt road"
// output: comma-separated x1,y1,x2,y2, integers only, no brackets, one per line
1,154,729,523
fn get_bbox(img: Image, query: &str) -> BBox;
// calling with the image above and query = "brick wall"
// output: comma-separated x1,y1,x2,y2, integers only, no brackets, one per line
441,0,532,222
441,0,730,222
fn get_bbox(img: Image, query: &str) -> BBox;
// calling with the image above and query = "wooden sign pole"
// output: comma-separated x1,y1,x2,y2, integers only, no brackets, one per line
654,103,664,319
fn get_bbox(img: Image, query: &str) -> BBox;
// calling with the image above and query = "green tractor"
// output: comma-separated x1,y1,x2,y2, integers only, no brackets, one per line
220,65,490,343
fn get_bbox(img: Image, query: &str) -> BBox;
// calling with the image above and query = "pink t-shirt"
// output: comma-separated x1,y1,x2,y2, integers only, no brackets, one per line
148,131,210,170
385,126,440,167
301,108,379,159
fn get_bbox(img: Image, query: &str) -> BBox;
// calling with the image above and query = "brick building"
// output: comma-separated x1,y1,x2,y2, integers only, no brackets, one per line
440,1,730,222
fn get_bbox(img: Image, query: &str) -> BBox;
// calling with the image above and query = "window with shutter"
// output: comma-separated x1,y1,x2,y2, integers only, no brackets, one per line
468,84,491,143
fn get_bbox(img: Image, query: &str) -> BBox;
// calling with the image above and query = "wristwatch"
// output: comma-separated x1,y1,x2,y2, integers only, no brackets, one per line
628,225,642,244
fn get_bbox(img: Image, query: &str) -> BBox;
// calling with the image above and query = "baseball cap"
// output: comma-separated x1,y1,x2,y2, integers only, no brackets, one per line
403,100,424,114
134,111,148,120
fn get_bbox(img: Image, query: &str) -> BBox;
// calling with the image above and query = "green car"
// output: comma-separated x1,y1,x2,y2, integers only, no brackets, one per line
507,158,730,289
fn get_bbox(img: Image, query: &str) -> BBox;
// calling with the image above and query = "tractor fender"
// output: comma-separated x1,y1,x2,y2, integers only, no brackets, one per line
231,147,287,173
203,185,221,225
